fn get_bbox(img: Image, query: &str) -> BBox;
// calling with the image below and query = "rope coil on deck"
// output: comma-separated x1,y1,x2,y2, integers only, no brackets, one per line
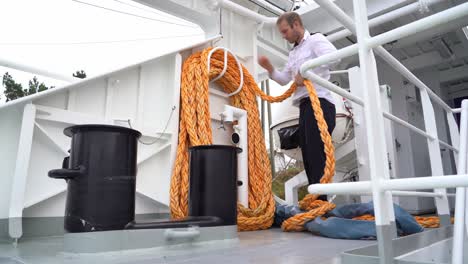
170,47,445,232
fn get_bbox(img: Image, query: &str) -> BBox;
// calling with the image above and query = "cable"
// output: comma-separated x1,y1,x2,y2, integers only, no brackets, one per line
127,106,176,145
245,0,281,16
111,0,195,27
0,34,204,46
72,0,198,28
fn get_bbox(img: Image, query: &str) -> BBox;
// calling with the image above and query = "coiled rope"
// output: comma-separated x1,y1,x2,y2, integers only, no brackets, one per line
169,47,445,231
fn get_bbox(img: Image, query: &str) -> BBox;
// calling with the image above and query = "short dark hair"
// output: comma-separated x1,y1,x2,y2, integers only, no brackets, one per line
276,12,303,27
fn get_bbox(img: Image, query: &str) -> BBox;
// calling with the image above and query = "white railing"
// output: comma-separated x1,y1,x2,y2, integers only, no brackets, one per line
297,1,468,263
452,100,468,264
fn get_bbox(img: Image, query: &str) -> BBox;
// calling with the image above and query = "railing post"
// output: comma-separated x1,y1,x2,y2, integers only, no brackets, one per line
353,1,396,263
452,100,468,264
8,103,36,240
447,110,460,170
419,87,451,226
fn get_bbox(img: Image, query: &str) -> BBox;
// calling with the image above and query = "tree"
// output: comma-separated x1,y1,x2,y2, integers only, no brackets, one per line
2,72,53,102
2,69,86,102
28,76,49,94
2,72,25,102
73,70,87,79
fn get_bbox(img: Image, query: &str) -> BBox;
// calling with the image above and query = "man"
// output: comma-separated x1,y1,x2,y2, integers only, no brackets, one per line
258,12,338,200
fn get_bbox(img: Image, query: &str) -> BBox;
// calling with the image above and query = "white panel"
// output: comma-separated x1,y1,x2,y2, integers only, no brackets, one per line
135,195,169,215
407,101,432,175
73,78,107,117
23,192,66,218
34,119,73,152
136,147,172,205
209,83,234,145
33,91,68,110
23,125,68,212
110,69,139,121
22,181,170,218
212,119,235,146
141,56,176,130
0,105,23,219
219,9,258,59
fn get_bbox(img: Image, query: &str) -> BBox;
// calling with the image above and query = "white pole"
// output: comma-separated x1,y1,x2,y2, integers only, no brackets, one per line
353,0,396,262
367,3,468,50
255,0,284,15
308,181,372,195
375,47,452,112
215,0,276,24
300,44,358,75
391,191,444,198
315,0,355,33
302,71,364,105
452,99,468,264
329,70,349,75
382,111,434,140
308,175,468,194
439,140,458,153
382,175,468,190
308,189,446,198
327,0,445,42
222,105,249,208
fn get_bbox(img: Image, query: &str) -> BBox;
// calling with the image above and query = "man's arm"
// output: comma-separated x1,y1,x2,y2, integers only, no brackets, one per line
258,56,292,86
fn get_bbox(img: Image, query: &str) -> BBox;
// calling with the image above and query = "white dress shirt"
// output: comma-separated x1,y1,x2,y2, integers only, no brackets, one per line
270,30,339,106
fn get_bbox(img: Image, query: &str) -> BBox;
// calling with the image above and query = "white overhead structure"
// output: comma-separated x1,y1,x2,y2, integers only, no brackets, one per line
0,36,248,240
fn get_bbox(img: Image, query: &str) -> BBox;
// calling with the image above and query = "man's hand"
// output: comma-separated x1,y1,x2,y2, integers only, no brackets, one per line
294,73,304,86
258,56,274,73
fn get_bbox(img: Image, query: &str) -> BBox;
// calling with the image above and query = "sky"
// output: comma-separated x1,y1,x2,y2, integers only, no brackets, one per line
0,0,205,103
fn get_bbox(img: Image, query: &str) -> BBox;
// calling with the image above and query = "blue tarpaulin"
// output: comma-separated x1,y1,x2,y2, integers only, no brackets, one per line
275,202,424,239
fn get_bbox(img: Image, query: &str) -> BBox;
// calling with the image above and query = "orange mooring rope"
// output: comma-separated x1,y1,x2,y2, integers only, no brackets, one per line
170,47,444,231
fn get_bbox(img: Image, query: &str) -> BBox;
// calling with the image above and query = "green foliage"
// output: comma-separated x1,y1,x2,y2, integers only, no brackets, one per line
3,72,25,102
1,69,87,102
72,70,87,79
2,73,55,102
271,160,308,200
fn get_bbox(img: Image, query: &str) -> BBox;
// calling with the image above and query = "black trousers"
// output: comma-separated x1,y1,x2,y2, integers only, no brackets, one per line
299,97,336,201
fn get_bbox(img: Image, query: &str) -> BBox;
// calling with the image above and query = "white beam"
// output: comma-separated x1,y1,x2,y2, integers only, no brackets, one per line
400,43,467,71
327,0,446,42
367,3,468,50
34,122,69,155
9,104,36,239
334,138,355,161
387,15,468,50
137,142,172,165
35,105,110,125
439,64,468,84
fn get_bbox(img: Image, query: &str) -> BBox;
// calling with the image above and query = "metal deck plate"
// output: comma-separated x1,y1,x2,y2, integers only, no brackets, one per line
0,227,374,264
